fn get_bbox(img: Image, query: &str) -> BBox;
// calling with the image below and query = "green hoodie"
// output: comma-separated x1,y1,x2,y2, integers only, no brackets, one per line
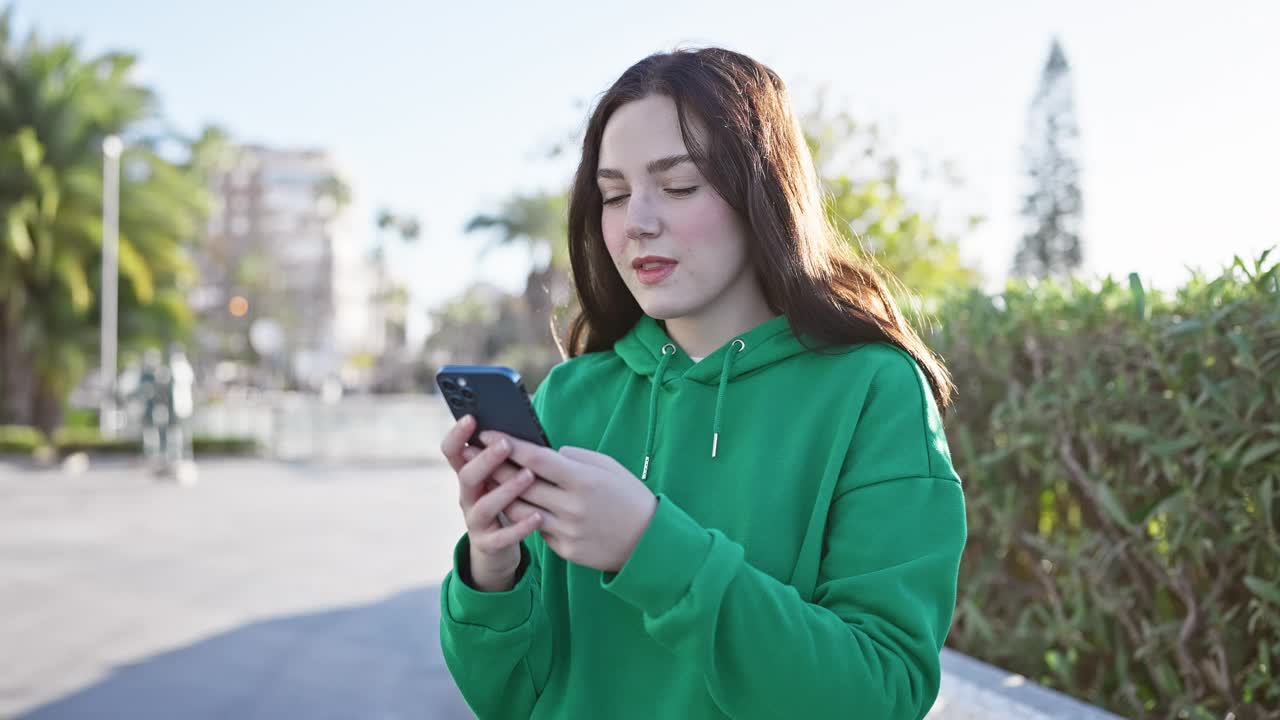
440,313,967,719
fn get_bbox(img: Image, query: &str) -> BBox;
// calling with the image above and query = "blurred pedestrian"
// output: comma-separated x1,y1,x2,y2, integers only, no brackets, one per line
159,343,197,484
135,348,164,471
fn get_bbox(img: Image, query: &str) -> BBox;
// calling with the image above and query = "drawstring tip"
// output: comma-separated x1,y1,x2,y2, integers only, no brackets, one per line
712,433,719,458
642,455,651,480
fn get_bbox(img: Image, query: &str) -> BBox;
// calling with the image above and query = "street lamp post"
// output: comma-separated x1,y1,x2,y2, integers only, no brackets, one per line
100,135,123,437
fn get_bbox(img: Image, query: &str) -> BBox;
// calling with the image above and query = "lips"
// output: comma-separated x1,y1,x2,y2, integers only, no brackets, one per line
632,256,677,286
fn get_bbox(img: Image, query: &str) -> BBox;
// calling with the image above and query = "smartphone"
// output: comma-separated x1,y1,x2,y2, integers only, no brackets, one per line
435,365,550,448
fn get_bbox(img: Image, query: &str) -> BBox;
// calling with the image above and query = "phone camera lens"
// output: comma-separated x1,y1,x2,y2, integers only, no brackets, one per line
461,387,476,401
440,379,458,393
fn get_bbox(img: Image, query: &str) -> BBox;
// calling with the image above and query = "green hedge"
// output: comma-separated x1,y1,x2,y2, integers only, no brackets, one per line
63,407,99,429
933,252,1279,719
0,427,259,458
0,425,45,453
192,436,259,455
52,427,139,454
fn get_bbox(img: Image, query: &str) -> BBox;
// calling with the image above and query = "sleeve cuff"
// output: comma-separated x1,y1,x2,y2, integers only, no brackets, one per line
601,494,711,616
443,533,535,632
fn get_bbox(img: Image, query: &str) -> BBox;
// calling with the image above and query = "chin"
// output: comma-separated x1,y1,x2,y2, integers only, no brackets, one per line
635,293,698,322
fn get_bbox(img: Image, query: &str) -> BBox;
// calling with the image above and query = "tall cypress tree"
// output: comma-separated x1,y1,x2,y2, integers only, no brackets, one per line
1014,37,1084,279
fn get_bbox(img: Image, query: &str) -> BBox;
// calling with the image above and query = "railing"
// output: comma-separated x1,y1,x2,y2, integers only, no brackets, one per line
183,391,453,462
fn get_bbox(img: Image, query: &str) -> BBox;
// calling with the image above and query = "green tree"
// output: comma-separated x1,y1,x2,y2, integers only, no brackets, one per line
374,207,421,261
456,99,981,349
464,191,569,272
803,100,982,306
1014,37,1084,280
0,11,214,432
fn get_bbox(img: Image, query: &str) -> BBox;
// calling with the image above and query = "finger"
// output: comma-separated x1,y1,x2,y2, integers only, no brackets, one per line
443,415,477,466
462,452,524,487
440,415,476,471
470,473,539,538
482,431,575,487
457,438,512,492
558,445,619,471
477,511,542,553
458,470,492,511
517,478,571,516
457,450,522,509
522,503,566,536
469,468,537,527
502,497,547,525
488,458,524,486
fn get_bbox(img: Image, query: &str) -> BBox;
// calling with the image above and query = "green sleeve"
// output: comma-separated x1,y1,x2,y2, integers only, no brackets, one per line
439,533,554,719
600,351,967,720
438,376,558,718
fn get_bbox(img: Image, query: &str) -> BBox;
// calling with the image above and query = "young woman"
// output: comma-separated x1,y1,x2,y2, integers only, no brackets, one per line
438,47,967,720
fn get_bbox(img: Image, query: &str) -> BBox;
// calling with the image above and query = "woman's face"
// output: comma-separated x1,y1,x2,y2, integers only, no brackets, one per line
597,95,760,324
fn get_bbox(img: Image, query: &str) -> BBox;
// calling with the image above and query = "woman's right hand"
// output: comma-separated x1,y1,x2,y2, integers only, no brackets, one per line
440,415,543,592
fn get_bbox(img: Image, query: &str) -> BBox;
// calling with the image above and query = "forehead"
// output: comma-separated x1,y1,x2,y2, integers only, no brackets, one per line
599,95,700,169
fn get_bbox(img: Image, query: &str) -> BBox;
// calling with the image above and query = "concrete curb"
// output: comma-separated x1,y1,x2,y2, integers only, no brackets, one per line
933,648,1128,719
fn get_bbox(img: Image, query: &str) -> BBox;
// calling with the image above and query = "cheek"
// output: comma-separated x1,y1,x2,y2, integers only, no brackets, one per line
601,210,627,264
673,196,749,266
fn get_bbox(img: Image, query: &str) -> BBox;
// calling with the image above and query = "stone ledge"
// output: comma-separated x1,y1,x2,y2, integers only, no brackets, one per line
929,649,1127,719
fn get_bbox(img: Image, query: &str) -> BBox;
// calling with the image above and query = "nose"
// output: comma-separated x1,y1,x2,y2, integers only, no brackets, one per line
624,192,660,242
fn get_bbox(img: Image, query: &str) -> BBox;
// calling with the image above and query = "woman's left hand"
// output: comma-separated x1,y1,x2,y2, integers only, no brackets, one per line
478,430,657,573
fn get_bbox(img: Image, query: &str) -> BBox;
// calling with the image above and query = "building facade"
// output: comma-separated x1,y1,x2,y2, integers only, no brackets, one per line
191,145,384,390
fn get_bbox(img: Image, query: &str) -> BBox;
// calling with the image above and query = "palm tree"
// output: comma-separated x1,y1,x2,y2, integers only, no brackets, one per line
0,10,214,432
367,208,422,389
464,191,569,272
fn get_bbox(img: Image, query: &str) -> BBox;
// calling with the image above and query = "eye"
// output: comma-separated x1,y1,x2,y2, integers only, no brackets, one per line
666,186,698,197
602,193,630,206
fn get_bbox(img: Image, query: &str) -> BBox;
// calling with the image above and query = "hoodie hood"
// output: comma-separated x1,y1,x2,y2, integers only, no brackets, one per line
614,313,809,384
613,313,810,478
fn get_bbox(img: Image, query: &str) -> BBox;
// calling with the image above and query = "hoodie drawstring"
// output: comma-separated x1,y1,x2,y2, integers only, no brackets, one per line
641,337,747,480
642,343,676,480
712,338,745,458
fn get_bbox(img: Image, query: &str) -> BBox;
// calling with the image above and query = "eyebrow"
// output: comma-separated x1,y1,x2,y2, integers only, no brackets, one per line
596,154,692,180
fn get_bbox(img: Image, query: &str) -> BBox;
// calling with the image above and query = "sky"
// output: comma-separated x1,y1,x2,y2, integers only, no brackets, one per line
18,0,1280,345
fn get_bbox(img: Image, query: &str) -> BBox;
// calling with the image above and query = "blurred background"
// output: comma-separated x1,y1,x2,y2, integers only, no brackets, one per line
0,1,1277,719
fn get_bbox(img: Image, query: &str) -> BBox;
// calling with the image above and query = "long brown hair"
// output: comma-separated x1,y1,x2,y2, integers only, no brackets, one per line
564,47,954,409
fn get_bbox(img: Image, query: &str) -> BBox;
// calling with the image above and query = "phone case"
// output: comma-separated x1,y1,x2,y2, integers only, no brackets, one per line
435,365,550,447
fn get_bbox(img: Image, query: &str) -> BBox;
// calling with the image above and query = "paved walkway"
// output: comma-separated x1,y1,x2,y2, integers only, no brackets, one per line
0,458,473,720
0,457,1118,720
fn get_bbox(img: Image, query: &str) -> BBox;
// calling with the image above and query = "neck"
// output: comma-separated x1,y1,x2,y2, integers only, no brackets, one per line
661,289,776,358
